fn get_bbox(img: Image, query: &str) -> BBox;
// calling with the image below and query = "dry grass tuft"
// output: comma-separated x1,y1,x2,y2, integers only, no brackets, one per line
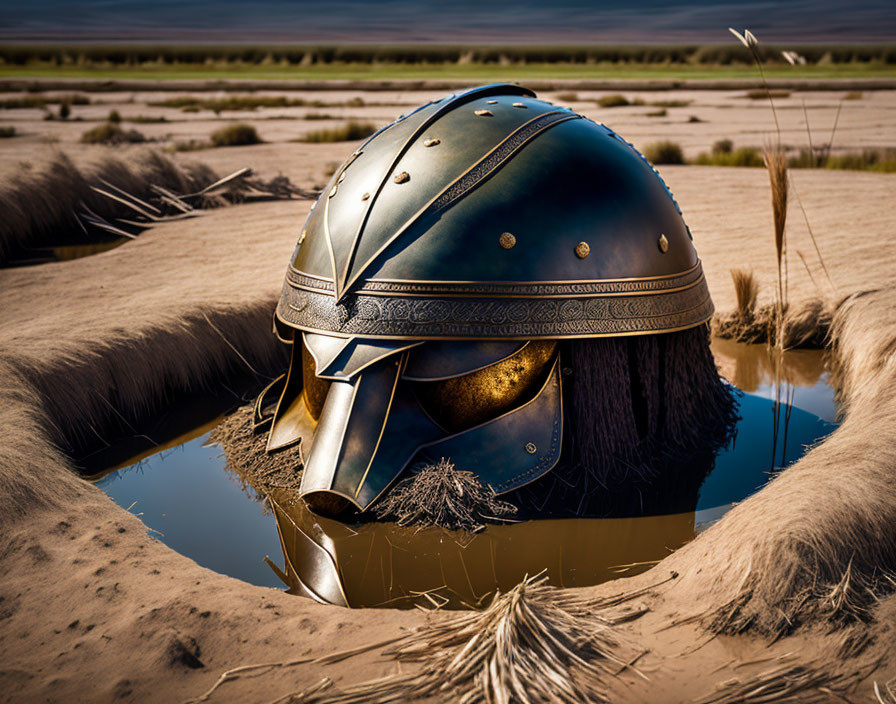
642,140,685,165
210,404,303,494
713,298,831,348
303,573,632,704
80,122,146,145
875,678,896,704
696,660,858,704
730,268,759,322
596,94,639,108
0,151,311,265
374,458,517,531
209,123,262,147
300,121,378,143
745,89,791,99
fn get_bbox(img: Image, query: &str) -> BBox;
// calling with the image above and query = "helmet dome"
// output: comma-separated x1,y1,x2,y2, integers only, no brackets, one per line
277,83,711,341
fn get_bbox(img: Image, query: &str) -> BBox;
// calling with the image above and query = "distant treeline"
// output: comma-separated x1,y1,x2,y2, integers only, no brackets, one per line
1,43,895,66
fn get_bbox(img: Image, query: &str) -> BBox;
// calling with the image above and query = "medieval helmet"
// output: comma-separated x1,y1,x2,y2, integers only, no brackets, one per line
260,83,726,518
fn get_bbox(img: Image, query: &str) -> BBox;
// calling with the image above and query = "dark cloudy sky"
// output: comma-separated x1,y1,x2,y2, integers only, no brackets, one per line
1,0,893,42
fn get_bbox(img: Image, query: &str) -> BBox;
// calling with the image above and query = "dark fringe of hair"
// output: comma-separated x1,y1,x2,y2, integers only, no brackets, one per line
505,324,739,518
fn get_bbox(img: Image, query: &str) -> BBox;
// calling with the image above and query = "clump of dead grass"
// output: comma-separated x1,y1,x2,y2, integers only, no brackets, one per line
595,94,642,108
696,660,860,704
299,121,377,143
374,458,517,531
80,122,146,145
642,140,685,164
0,151,311,265
300,573,634,704
209,404,303,493
713,298,831,348
731,268,759,323
209,123,262,147
745,89,791,99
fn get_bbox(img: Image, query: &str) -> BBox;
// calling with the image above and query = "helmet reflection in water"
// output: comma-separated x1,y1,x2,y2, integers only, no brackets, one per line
258,84,735,520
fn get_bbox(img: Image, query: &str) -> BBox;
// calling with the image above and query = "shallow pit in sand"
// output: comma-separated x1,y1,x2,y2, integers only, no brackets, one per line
80,339,837,608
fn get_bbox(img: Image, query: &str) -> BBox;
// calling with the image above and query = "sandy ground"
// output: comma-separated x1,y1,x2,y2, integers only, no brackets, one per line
2,87,896,703
1,85,894,185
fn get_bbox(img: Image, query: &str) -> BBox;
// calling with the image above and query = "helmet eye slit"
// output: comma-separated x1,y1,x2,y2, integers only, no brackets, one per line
410,341,557,433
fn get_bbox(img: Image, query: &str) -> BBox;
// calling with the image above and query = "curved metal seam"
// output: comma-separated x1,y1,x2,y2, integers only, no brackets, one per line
402,341,530,382
352,353,407,500
292,258,703,288
303,331,353,375
338,110,581,301
316,341,424,380
286,277,706,300
335,84,536,300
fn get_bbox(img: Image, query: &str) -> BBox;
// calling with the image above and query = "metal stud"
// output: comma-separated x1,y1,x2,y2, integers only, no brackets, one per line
658,234,669,253
499,232,516,250
575,242,590,259
393,171,410,184
486,100,498,104
329,185,338,197
525,442,537,454
337,171,346,183
424,138,441,147
298,229,306,245
512,102,527,108
474,109,493,117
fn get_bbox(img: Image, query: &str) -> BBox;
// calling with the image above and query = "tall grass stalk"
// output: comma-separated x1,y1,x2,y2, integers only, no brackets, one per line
729,28,781,134
764,144,789,348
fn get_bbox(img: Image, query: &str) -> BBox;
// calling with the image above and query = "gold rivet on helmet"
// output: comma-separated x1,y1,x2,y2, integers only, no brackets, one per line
499,232,516,249
423,138,440,147
658,234,669,253
361,192,370,201
393,171,410,184
486,100,498,104
337,171,346,183
525,442,537,454
298,229,306,245
512,102,527,108
575,242,590,259
329,185,338,197
474,109,493,117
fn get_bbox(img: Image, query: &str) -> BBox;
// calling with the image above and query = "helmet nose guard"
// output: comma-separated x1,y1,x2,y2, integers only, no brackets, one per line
297,337,563,513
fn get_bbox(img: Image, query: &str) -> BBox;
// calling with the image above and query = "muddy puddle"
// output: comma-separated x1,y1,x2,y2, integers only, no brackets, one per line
86,339,837,607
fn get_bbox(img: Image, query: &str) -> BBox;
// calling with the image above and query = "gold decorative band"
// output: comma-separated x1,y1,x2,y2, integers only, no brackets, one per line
277,267,714,340
287,260,705,299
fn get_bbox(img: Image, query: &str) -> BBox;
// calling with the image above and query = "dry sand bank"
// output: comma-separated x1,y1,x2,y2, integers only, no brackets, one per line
0,161,895,702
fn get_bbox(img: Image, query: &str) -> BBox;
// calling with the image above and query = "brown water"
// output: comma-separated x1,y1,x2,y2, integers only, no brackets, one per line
90,339,838,605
